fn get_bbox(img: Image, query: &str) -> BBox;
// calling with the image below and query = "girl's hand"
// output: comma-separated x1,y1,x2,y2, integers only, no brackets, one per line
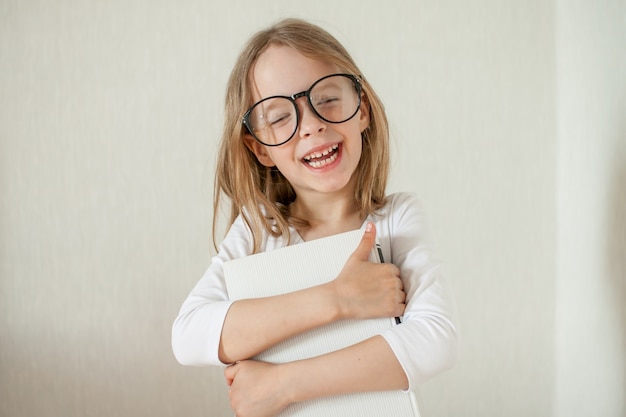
224,360,291,417
331,223,406,320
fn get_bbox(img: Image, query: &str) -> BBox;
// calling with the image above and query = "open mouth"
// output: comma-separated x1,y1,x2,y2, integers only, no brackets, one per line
302,144,340,168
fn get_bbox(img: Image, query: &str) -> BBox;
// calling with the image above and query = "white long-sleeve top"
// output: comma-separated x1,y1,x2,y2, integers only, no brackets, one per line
172,192,458,390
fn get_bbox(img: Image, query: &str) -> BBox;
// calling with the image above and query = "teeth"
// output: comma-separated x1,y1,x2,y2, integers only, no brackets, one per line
307,151,338,168
303,144,338,161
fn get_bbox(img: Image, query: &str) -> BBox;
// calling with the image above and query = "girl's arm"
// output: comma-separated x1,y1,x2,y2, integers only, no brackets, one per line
219,223,405,363
172,218,402,367
225,334,407,417
224,193,457,417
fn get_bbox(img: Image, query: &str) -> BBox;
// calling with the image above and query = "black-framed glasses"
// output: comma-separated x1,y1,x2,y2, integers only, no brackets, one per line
243,73,362,147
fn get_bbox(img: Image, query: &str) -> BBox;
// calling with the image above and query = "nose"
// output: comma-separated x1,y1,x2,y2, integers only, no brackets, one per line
295,97,326,139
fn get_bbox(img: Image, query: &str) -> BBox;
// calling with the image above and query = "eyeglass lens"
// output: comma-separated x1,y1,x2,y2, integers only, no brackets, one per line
246,74,360,146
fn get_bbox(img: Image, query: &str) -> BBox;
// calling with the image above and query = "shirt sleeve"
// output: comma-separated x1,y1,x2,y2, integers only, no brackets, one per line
171,216,253,367
376,193,459,390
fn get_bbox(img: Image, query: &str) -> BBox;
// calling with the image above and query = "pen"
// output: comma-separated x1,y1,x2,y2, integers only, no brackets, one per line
375,242,402,325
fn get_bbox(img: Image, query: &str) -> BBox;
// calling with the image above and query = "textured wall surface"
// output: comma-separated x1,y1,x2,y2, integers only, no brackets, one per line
0,1,623,416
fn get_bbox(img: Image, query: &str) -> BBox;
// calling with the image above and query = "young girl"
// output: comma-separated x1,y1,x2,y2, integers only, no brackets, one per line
172,18,457,417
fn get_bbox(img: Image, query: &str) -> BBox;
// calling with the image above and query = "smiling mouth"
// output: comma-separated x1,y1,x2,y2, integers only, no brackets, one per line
302,144,339,168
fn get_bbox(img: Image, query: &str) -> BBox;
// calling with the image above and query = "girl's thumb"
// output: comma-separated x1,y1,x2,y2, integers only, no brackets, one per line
353,222,376,261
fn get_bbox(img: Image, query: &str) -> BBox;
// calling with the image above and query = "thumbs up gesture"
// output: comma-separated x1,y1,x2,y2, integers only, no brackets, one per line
330,223,406,320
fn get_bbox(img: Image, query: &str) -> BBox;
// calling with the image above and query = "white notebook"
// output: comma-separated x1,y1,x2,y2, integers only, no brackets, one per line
223,229,420,417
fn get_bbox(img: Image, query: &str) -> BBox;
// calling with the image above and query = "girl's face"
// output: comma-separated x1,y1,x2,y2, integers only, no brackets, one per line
245,45,370,201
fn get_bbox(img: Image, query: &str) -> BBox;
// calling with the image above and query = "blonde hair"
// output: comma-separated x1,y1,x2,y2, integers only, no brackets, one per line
213,18,390,253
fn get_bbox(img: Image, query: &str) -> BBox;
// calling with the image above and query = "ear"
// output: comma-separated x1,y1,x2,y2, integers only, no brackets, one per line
358,93,371,133
243,133,276,167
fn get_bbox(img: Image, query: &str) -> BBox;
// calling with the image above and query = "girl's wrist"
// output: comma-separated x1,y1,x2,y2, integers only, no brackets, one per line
276,361,303,406
319,281,347,321
278,355,343,405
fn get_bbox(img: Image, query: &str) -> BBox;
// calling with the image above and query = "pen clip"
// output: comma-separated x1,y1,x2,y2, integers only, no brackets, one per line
375,241,385,263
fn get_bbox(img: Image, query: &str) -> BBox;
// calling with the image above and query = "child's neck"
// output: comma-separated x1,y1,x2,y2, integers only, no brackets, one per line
291,195,365,241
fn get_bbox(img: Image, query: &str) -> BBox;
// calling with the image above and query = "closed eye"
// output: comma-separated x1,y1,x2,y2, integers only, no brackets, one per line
269,112,292,126
315,96,340,107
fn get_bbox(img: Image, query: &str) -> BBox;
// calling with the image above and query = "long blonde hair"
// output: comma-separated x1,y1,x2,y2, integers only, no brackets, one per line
213,18,390,253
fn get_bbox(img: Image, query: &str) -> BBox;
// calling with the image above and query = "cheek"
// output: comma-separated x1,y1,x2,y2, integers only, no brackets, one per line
265,146,296,170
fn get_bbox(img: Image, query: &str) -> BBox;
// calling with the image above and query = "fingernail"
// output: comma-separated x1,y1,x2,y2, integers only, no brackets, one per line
365,222,373,233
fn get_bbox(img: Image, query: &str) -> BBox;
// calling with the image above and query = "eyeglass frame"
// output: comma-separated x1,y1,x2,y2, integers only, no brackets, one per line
242,73,363,147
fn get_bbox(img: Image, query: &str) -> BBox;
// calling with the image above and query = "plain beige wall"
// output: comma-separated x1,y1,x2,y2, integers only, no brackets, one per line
554,0,626,415
0,1,623,416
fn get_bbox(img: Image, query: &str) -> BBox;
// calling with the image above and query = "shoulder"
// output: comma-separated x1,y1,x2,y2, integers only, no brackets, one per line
385,192,422,211
218,213,292,259
215,215,255,261
377,192,426,227
374,192,434,254
376,192,432,265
